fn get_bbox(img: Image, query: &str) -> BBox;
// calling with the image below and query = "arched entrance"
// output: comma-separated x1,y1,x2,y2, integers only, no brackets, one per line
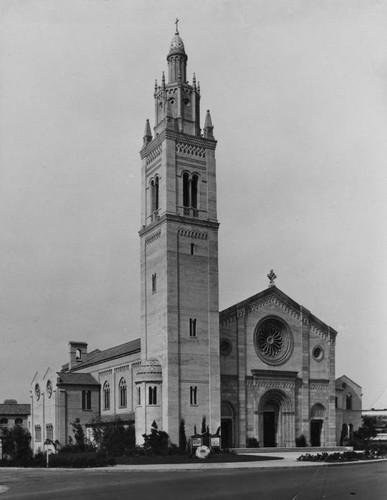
310,403,326,446
258,389,294,448
221,402,236,448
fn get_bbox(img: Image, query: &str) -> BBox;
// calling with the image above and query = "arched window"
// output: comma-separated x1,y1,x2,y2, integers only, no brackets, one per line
346,394,352,410
183,172,190,210
148,386,157,405
191,175,198,209
75,349,82,360
103,381,110,410
35,425,42,442
182,172,200,217
0,418,8,427
15,418,23,426
46,423,53,441
137,387,141,406
119,378,127,408
150,176,159,214
190,386,198,405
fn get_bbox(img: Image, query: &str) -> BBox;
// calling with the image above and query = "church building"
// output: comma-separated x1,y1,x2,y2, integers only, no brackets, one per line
29,26,361,452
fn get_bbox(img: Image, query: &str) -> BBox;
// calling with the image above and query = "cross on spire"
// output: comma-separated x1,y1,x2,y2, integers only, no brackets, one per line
175,18,179,35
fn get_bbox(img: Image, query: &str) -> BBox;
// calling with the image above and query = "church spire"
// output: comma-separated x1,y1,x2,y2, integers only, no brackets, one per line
143,119,152,146
203,110,214,139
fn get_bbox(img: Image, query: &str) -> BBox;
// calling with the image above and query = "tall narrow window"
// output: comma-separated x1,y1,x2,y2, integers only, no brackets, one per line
190,386,198,405
35,425,42,442
82,390,92,410
190,243,195,255
152,273,157,293
345,394,352,410
148,386,157,405
335,397,338,409
103,381,110,410
46,423,53,441
151,176,159,213
137,387,141,406
183,172,190,209
189,318,197,337
191,174,198,215
119,378,127,408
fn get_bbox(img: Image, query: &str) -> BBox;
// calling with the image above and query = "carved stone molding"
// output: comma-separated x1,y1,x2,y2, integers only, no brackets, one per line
177,228,208,240
145,230,161,245
176,142,206,158
146,145,162,165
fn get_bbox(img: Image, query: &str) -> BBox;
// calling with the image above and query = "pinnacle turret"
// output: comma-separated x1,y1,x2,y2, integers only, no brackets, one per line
143,119,152,146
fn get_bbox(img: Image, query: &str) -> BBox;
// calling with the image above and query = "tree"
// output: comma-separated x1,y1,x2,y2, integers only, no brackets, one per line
91,417,135,456
142,421,169,455
1,426,33,463
357,416,378,441
201,416,206,434
72,418,85,452
179,418,187,453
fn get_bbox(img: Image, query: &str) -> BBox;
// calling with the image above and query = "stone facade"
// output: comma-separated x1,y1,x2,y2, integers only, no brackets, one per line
335,375,363,445
219,285,338,448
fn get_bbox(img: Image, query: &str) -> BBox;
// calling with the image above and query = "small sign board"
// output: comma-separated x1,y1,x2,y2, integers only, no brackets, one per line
192,437,202,447
210,436,220,448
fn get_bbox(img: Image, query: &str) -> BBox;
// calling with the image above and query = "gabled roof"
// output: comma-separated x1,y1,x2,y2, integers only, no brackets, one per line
0,403,30,416
220,285,337,339
56,372,99,386
62,338,141,372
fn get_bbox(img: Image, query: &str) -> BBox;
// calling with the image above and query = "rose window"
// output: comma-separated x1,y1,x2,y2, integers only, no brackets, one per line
254,318,293,365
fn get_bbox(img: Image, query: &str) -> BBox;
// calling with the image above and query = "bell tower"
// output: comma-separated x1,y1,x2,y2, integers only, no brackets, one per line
136,23,221,445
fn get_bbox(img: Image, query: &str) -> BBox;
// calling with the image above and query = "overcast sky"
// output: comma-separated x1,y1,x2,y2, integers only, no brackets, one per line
1,0,386,409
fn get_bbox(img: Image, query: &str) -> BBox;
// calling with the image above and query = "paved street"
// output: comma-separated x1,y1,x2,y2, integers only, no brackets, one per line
0,461,386,499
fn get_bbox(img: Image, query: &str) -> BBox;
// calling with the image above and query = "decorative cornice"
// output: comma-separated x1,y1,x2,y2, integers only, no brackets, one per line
99,369,113,378
145,144,162,165
145,230,161,245
247,380,296,389
140,129,217,159
309,379,330,391
139,213,219,238
176,142,206,158
177,227,208,240
219,287,337,341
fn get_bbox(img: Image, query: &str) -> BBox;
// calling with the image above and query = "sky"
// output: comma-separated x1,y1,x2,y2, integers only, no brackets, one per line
1,0,386,410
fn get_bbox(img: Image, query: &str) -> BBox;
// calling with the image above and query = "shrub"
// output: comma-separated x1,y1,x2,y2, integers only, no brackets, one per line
90,417,135,456
142,421,170,456
0,426,33,465
49,452,115,468
295,434,307,447
179,418,187,453
247,437,259,448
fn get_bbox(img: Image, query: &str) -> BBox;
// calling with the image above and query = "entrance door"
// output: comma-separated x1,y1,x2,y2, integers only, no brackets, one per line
221,419,232,448
310,420,323,446
263,411,276,447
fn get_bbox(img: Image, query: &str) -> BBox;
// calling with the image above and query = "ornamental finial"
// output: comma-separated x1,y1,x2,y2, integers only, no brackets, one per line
267,269,277,287
175,18,179,35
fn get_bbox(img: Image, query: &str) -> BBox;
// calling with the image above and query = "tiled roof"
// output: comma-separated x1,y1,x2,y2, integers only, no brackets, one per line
57,372,99,386
85,412,135,426
63,338,141,372
0,403,30,416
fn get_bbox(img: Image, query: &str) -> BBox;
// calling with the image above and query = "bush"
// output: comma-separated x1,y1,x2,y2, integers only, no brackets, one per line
90,417,135,456
247,437,259,448
295,435,307,447
49,452,115,468
142,421,170,456
0,426,33,465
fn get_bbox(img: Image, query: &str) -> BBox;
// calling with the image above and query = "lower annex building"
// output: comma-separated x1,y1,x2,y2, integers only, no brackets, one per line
30,26,362,452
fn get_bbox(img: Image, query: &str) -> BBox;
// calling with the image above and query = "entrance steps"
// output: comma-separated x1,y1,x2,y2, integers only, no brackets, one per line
233,446,352,454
